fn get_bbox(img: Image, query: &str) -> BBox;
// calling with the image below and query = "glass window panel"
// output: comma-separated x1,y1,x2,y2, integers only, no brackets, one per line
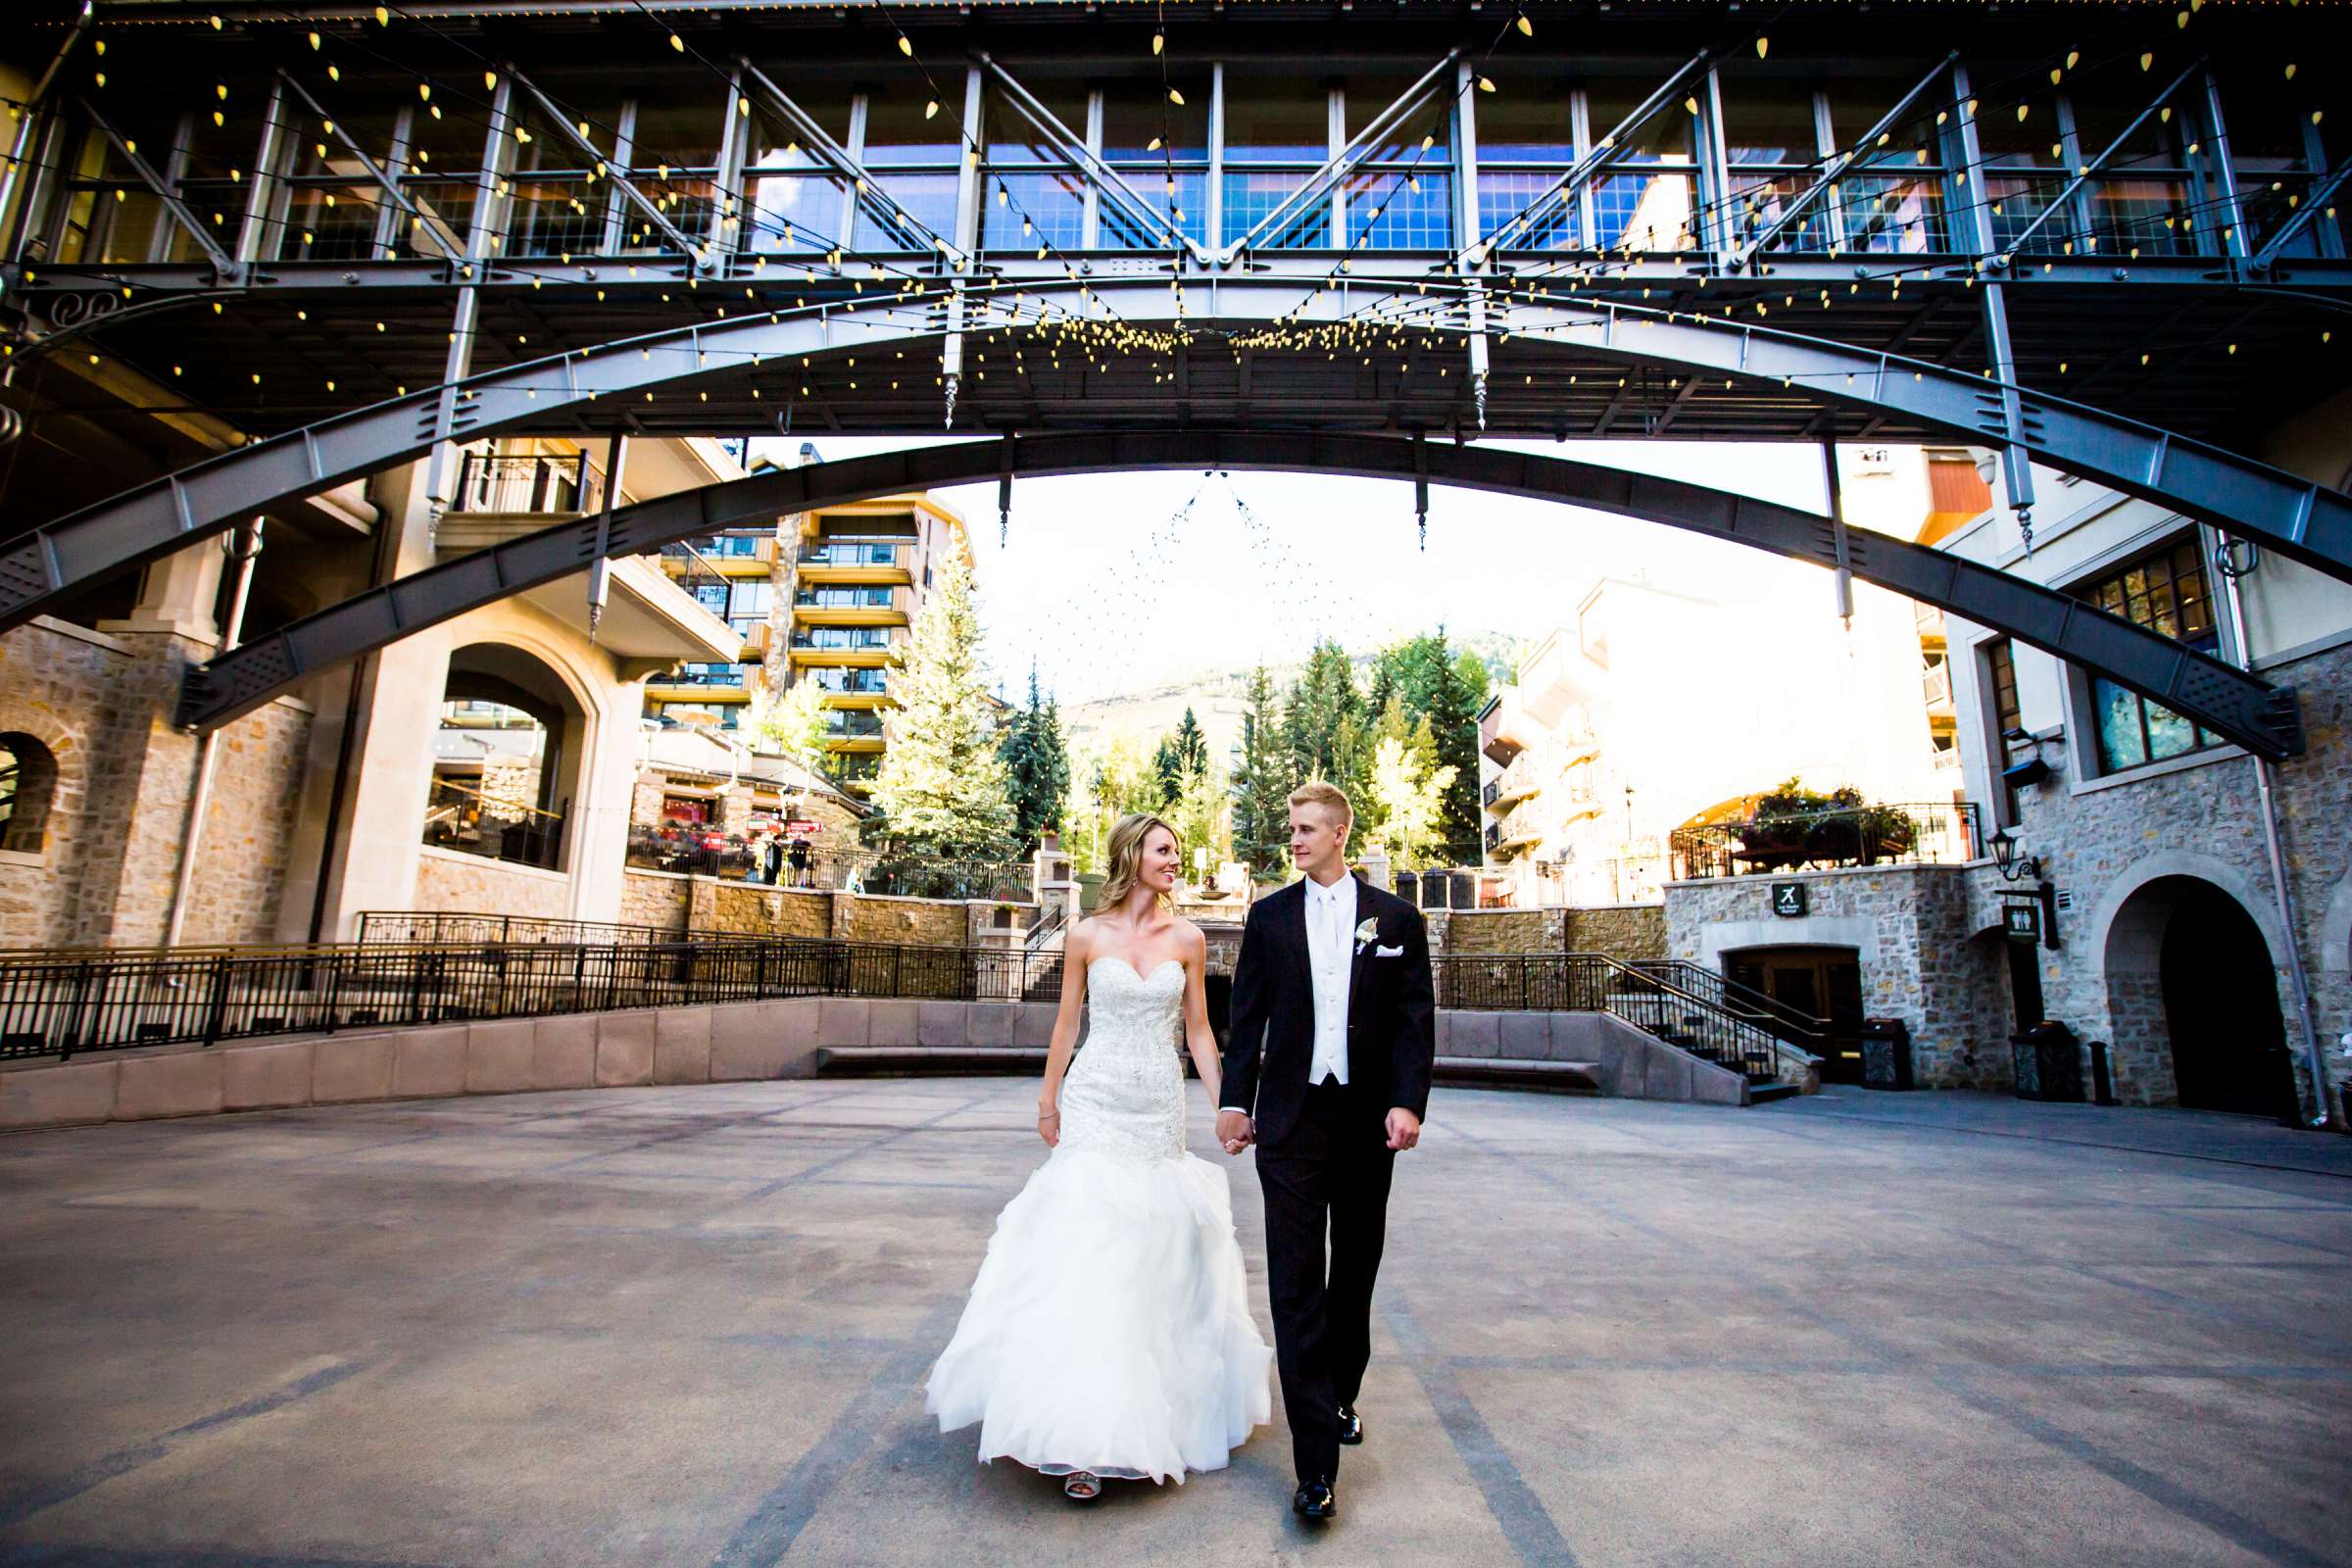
2144,699,2199,761
1480,170,1580,247
399,105,492,173
2092,677,2149,770
286,106,404,178
1729,172,1834,249
1346,170,1450,248
1102,80,1207,160
1592,170,1693,250
1827,70,1948,151
1836,173,1943,252
853,172,956,249
1222,169,1329,246
628,93,724,171
1099,168,1206,248
1585,84,1693,163
861,83,959,166
1474,83,1578,164
984,82,1087,166
984,169,1084,249
745,172,845,251
740,88,851,166
1717,79,1822,165
1223,80,1329,163
1346,75,1447,159
2065,78,2181,165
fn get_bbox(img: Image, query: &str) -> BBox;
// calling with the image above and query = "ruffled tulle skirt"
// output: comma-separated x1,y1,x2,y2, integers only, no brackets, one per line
923,1145,1274,1484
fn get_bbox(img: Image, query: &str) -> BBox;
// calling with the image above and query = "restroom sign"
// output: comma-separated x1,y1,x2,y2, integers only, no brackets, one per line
2004,903,2040,944
1771,881,1807,917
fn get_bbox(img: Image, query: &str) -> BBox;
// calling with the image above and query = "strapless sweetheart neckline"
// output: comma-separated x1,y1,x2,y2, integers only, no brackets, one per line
1089,955,1183,986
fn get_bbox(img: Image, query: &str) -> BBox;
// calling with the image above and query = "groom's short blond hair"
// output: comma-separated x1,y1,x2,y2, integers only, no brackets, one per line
1288,779,1353,831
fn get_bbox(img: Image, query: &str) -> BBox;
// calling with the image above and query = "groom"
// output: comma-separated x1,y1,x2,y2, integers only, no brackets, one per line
1216,780,1437,1522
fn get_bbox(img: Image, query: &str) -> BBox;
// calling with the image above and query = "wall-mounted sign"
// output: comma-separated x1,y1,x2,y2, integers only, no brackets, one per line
783,818,823,840
1771,881,1807,918
2004,903,2040,944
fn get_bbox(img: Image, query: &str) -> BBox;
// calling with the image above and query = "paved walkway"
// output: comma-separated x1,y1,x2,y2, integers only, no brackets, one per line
3,1081,2349,1568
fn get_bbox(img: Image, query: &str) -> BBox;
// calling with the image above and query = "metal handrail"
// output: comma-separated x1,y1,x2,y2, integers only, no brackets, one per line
1629,958,1830,1049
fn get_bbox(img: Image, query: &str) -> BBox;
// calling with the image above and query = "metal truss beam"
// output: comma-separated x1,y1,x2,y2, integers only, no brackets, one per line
1992,56,2207,262
1463,47,1712,265
506,67,708,265
1225,47,1461,260
1737,52,1955,265
735,59,958,263
71,95,239,280
2249,155,2352,274
975,53,1204,265
7,278,2352,636
176,431,2301,760
276,71,461,264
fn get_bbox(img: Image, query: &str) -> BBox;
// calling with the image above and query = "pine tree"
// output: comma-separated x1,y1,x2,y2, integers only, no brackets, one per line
1371,631,1488,866
1150,733,1184,808
999,663,1070,855
1231,664,1293,876
1281,639,1363,786
867,546,1016,858
1171,751,1232,874
1173,706,1208,774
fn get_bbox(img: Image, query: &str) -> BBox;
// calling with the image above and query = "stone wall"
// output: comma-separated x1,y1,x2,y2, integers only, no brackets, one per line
1565,904,1667,962
1665,862,2010,1090
618,868,692,932
697,879,835,939
0,616,311,949
1428,904,1665,963
841,893,969,947
413,848,573,921
2001,639,2351,1113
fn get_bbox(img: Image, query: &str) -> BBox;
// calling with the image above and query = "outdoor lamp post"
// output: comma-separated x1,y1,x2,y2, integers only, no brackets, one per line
1989,826,2041,883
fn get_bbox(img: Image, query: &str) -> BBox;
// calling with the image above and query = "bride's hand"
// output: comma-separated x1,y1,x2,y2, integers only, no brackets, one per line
1037,1103,1060,1148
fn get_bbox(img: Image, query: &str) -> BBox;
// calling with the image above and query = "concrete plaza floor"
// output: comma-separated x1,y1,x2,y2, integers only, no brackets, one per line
3,1078,2350,1568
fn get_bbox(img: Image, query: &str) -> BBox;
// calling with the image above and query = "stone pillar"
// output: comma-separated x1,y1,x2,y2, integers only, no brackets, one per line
99,540,225,644
299,459,447,940
829,889,858,941
561,672,649,924
1359,843,1393,893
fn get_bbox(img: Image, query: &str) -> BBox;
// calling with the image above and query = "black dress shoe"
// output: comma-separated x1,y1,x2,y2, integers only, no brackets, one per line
1293,1476,1337,1520
1337,1404,1363,1445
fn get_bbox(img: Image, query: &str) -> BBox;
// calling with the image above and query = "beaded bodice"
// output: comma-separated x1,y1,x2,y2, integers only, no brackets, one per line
1054,957,1187,1161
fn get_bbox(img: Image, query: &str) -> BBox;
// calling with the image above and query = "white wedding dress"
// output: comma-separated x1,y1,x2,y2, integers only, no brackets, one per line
923,956,1274,1484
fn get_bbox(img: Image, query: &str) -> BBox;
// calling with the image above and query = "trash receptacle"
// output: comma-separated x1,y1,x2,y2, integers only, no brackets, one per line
2011,1020,2083,1102
1859,1017,1915,1091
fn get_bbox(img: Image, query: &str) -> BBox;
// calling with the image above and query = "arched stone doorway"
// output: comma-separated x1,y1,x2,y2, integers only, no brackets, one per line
427,644,590,875
2104,875,2294,1118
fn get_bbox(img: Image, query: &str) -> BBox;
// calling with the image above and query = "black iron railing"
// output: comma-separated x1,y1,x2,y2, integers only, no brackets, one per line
1669,801,1982,881
357,912,697,946
1630,959,1829,1051
452,452,596,515
1,940,1779,1080
1431,953,1783,1081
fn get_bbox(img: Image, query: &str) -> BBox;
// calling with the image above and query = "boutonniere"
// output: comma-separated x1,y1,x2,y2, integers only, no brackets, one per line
1352,917,1380,955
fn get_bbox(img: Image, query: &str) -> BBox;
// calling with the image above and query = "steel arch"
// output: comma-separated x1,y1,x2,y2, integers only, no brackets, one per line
8,277,2352,632
177,431,2302,760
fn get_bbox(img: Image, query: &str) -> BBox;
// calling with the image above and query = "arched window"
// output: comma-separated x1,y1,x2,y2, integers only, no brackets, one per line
0,733,59,856
424,646,585,872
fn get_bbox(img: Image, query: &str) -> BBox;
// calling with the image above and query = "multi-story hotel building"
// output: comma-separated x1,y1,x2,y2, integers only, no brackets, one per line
649,476,973,799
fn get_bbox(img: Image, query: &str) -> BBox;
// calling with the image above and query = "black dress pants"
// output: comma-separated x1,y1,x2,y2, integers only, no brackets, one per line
1254,1076,1398,1483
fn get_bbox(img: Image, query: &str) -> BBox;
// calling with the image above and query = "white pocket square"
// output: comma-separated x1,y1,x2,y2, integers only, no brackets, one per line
1374,944,1404,957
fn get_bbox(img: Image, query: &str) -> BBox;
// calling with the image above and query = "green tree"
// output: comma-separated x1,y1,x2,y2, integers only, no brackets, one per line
1231,664,1293,876
1281,639,1364,787
1150,733,1184,808
1068,731,1157,872
1171,751,1232,875
754,673,832,769
1361,697,1458,867
867,546,1016,858
998,663,1071,855
1371,630,1488,865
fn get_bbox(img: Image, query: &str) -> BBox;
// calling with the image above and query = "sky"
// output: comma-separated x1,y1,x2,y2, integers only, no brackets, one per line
757,434,1839,706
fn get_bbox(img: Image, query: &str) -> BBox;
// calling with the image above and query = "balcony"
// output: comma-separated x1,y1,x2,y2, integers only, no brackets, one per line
1487,753,1544,814
1480,689,1539,765
451,452,601,517
739,622,773,660
1669,799,1984,880
792,585,909,626
797,538,914,584
1922,661,1953,713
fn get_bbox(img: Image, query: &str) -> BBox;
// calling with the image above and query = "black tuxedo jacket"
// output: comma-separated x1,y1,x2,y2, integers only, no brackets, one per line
1218,874,1438,1149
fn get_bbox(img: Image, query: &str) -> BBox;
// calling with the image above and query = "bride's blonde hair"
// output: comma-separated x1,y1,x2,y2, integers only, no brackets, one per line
1098,812,1179,910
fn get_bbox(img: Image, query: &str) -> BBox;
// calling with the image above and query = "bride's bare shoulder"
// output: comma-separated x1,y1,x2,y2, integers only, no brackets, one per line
1170,916,1207,957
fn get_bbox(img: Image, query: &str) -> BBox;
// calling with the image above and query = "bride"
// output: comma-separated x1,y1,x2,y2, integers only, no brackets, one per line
924,812,1274,1500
